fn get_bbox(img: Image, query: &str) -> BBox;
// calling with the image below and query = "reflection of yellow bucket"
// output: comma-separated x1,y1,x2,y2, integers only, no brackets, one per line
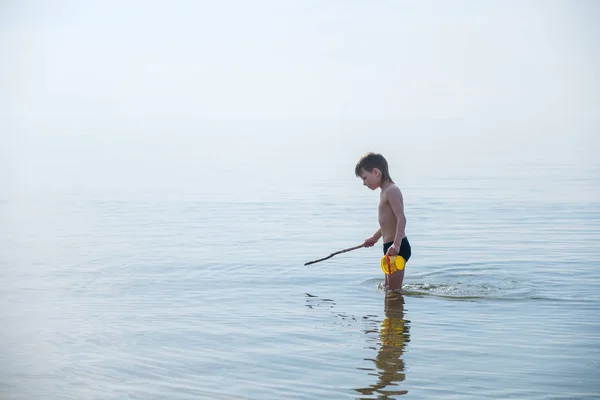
379,317,406,347
380,255,405,274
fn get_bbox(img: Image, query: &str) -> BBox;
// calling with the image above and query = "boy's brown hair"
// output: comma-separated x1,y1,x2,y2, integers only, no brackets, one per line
355,152,394,184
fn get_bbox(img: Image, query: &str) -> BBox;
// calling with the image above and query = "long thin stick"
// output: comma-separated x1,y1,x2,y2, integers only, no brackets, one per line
304,244,365,266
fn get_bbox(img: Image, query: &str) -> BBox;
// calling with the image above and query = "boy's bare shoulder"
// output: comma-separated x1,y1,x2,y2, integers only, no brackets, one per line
384,184,403,197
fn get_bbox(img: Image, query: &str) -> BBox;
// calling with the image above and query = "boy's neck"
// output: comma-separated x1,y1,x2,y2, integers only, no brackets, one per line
379,180,392,190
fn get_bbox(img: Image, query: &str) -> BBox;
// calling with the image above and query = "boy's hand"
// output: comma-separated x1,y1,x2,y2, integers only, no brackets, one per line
386,243,399,256
363,236,378,247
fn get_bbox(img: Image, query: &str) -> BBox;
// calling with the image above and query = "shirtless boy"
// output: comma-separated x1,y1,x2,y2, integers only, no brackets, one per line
355,152,411,291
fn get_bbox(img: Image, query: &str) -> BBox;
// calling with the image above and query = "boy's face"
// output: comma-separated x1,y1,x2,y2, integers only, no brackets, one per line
359,168,381,190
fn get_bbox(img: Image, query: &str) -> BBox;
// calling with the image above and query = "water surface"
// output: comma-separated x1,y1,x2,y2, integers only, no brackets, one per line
1,120,599,399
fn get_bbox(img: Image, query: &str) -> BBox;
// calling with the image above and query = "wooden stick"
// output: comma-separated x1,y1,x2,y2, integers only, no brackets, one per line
304,244,365,266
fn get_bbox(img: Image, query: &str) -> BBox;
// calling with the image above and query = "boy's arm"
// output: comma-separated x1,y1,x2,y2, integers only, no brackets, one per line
386,186,406,246
364,228,382,247
372,228,382,240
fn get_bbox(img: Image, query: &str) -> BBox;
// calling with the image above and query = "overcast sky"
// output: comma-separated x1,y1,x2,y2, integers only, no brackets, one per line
2,0,599,122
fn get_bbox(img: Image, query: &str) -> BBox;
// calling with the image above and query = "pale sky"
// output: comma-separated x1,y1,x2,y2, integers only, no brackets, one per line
2,0,599,121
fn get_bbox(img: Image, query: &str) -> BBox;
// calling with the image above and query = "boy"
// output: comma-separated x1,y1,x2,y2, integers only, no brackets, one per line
355,152,411,291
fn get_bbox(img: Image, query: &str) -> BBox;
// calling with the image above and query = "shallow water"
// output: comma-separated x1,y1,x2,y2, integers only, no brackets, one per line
1,121,599,399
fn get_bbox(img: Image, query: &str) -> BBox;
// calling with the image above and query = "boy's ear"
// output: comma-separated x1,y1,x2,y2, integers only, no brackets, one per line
373,168,381,177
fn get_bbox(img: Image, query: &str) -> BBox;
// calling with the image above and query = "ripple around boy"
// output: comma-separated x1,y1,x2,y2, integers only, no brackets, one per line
355,152,412,291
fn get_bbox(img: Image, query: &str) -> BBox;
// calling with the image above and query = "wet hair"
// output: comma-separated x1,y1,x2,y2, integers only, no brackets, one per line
355,152,394,184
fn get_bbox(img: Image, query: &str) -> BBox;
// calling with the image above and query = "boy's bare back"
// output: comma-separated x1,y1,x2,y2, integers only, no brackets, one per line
378,184,407,243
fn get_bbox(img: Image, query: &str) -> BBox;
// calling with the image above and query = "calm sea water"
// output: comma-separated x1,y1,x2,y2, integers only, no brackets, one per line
1,119,599,399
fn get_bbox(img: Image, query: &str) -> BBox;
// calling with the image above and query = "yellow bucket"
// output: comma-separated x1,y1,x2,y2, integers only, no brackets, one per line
380,255,405,274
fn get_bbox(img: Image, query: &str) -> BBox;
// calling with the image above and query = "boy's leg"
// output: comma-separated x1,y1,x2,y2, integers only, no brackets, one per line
382,242,392,290
387,237,410,291
383,240,407,291
387,268,404,291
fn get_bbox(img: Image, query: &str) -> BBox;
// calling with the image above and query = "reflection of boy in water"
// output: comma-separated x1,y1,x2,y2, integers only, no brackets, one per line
356,292,410,398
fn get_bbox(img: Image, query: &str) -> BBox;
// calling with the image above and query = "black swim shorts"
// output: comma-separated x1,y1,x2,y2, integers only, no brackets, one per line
383,237,411,262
